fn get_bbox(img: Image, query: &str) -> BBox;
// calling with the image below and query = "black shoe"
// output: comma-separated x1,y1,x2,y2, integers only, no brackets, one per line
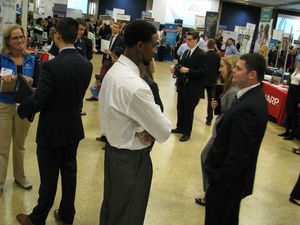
283,135,294,140
206,120,211,126
86,96,98,101
195,197,206,206
179,135,190,142
278,131,290,137
292,148,300,155
289,197,300,206
171,128,182,134
96,135,107,143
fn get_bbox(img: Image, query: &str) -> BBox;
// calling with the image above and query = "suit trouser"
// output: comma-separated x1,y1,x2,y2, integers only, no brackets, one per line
100,59,112,76
0,102,30,188
205,185,243,225
176,88,200,136
100,144,152,225
29,143,79,225
205,86,214,123
291,173,300,200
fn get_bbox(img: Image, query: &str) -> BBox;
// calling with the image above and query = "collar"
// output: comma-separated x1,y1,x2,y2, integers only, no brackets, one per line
117,55,140,77
237,83,260,99
59,47,76,53
189,45,197,56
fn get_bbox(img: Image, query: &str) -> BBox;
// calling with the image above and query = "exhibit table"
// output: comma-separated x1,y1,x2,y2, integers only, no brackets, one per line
262,81,288,124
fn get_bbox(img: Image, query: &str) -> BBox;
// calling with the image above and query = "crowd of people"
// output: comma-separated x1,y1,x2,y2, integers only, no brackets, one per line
0,14,299,225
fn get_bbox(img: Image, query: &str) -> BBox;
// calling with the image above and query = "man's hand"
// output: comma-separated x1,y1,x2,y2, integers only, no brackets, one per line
104,49,112,56
211,99,218,110
170,65,175,75
179,66,189,74
136,130,154,145
23,75,33,85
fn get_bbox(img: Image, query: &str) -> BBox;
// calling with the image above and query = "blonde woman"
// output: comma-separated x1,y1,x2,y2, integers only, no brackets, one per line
195,55,239,206
0,24,39,193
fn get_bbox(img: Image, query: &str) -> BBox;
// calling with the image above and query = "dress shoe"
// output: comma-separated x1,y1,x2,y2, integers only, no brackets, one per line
80,112,86,116
195,197,206,206
179,135,190,142
205,120,211,126
16,213,34,225
86,96,98,101
289,197,300,206
292,148,300,155
283,135,294,140
15,179,32,190
54,209,72,225
171,128,182,134
278,131,290,137
96,135,107,143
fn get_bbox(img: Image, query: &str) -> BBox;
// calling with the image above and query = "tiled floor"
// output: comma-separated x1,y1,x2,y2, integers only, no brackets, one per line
1,56,300,225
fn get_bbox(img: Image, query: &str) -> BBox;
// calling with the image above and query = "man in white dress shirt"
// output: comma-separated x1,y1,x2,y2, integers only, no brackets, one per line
99,20,171,225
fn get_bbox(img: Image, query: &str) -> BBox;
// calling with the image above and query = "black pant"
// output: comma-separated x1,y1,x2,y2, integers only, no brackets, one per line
205,185,243,225
291,173,300,200
205,86,214,123
158,46,166,61
176,88,200,136
100,144,152,225
285,114,298,136
29,143,79,225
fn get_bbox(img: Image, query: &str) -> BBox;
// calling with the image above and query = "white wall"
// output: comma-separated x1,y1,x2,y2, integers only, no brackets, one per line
152,0,220,27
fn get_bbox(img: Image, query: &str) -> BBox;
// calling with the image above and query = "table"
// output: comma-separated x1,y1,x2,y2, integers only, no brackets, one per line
262,81,288,124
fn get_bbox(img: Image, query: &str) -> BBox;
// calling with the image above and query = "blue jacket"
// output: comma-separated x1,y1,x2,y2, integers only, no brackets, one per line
0,54,36,104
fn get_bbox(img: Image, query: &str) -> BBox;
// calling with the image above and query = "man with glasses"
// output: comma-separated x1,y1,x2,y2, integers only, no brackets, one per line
170,32,207,142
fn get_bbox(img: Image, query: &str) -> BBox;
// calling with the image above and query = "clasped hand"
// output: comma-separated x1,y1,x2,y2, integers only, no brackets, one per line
136,130,154,145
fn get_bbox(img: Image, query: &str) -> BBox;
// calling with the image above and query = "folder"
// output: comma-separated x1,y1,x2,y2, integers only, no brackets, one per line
14,75,34,104
14,75,35,122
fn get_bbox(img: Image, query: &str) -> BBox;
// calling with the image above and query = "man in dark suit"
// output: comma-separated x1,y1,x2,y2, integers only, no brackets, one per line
16,17,92,225
204,53,268,225
99,22,124,76
205,39,221,125
170,32,207,142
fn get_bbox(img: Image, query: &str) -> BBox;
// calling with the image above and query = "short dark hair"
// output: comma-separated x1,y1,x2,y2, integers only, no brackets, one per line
124,20,157,48
207,39,216,49
76,18,87,27
186,32,199,42
113,47,124,57
56,17,79,44
240,53,266,81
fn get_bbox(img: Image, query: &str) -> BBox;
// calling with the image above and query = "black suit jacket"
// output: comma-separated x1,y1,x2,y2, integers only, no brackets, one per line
204,85,268,197
177,47,207,98
18,49,93,148
102,34,125,62
205,50,220,87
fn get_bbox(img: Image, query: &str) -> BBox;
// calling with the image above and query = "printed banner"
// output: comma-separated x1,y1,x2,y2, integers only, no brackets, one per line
204,11,218,38
0,0,17,49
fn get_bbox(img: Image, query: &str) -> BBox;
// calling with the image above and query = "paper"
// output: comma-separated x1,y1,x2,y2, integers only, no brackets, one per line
0,68,13,76
101,39,110,53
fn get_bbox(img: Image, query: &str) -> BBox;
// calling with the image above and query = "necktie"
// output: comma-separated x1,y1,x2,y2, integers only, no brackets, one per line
183,50,190,63
109,35,115,50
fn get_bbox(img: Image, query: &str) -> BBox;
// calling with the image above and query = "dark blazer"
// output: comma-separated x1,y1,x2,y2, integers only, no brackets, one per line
177,47,207,98
102,34,125,62
17,49,93,148
205,50,220,87
204,85,268,197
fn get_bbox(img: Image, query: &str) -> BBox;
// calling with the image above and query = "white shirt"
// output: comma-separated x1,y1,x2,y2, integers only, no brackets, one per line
236,83,260,99
198,38,206,50
99,55,171,150
290,71,300,85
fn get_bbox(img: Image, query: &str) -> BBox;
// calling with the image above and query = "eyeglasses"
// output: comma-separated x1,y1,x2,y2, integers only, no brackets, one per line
10,35,25,41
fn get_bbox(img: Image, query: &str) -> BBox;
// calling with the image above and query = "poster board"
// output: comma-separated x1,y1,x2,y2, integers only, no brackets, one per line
0,0,17,50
